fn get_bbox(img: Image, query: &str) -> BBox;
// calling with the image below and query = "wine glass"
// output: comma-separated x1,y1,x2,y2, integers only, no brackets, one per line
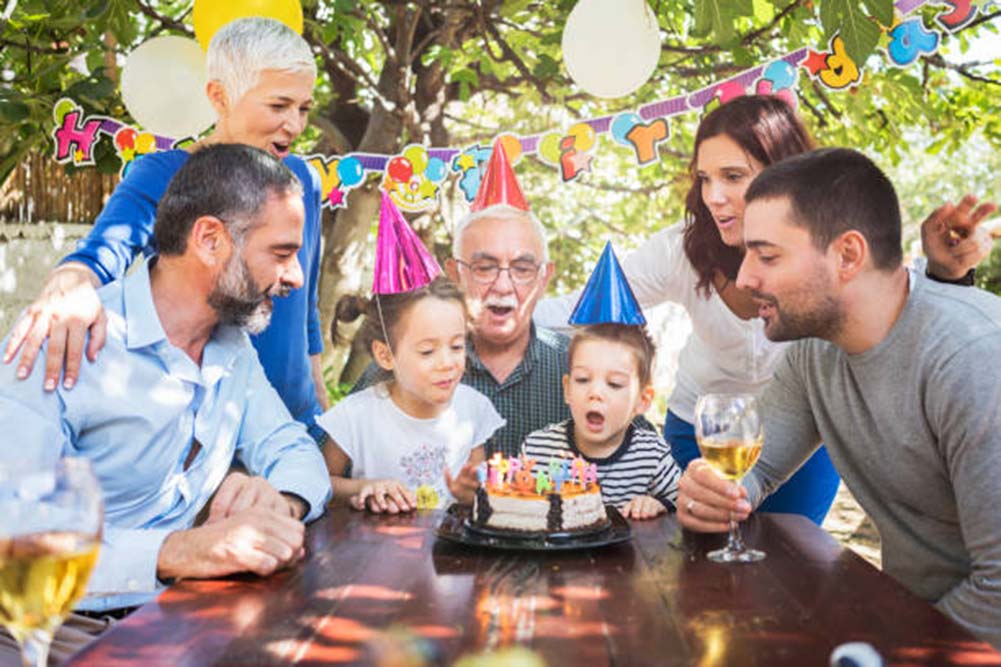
0,458,103,667
694,393,765,563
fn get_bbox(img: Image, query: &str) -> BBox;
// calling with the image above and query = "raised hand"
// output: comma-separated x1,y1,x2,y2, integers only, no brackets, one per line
444,461,480,504
922,194,997,281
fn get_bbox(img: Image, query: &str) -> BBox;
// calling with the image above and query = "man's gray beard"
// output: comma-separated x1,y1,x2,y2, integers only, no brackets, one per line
207,254,274,335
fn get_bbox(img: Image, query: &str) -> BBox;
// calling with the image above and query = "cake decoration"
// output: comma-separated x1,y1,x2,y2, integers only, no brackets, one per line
471,453,608,534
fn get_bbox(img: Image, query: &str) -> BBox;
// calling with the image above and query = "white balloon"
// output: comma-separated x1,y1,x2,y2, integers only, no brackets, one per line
120,36,216,139
562,0,661,99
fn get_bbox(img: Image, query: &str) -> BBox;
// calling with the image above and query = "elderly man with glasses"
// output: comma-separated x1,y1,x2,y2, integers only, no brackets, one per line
442,204,568,457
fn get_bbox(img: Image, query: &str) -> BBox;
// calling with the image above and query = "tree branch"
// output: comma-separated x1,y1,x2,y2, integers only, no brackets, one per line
477,5,554,103
135,0,192,34
924,53,1001,87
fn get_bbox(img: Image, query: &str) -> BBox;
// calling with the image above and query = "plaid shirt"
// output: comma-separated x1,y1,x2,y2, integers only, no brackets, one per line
351,324,570,457
464,324,570,457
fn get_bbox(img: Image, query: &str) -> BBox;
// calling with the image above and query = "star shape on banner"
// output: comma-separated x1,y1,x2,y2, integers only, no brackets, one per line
327,188,345,206
456,153,476,170
803,50,829,76
417,178,438,199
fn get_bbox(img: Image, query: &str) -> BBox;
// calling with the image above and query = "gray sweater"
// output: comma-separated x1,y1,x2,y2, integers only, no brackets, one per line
745,271,1001,648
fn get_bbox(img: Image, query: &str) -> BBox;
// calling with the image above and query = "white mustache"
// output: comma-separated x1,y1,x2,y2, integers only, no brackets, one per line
483,296,518,309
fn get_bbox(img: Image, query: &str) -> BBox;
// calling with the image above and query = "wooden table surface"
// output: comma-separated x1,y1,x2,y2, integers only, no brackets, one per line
66,507,1001,667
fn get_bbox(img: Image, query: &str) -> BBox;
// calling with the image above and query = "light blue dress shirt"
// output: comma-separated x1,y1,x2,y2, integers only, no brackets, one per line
0,260,332,611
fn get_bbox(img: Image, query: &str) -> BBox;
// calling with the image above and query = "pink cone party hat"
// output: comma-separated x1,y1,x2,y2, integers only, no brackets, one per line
372,190,442,294
470,137,530,212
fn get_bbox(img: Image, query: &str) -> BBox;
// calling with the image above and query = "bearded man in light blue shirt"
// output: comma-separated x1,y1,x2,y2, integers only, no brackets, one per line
0,144,332,662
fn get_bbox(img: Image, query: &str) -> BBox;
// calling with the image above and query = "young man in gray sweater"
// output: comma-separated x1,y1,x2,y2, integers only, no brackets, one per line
676,147,1001,648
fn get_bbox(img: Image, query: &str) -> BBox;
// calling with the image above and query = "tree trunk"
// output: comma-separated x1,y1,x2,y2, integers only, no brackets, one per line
317,4,475,386
319,65,406,382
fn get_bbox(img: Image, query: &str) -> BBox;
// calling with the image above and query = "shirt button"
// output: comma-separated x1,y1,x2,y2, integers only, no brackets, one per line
127,579,140,592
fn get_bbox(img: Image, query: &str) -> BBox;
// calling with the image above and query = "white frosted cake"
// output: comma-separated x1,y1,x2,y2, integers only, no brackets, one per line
471,454,608,534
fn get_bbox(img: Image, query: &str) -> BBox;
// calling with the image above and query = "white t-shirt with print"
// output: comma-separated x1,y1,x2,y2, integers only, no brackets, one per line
316,383,505,507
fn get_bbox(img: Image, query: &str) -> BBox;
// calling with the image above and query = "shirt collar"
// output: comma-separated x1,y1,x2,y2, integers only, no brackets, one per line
123,258,168,351
123,257,247,387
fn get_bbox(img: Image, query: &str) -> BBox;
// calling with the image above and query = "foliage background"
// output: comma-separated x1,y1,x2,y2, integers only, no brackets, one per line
1,0,999,388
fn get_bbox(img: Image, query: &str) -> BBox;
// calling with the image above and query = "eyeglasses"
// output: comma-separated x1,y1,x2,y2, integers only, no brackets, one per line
454,259,542,285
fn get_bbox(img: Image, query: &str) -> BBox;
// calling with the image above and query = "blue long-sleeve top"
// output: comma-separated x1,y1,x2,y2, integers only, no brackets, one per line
62,150,325,431
0,259,332,611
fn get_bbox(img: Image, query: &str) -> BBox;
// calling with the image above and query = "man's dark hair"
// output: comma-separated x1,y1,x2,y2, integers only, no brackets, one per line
744,147,903,270
154,143,303,256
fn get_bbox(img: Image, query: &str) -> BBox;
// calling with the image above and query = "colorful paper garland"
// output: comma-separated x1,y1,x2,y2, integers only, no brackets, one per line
51,0,964,212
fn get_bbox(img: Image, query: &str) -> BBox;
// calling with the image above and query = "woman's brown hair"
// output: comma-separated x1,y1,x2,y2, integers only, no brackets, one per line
683,96,815,296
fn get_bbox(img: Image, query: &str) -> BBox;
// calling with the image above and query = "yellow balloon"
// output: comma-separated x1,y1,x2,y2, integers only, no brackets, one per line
402,145,429,174
568,122,596,152
193,0,304,51
538,133,562,164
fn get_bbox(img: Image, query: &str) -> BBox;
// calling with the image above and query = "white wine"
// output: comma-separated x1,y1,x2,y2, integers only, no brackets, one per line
0,532,99,642
699,438,763,481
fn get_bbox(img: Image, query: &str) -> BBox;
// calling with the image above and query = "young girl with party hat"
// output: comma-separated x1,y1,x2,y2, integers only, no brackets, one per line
317,193,504,513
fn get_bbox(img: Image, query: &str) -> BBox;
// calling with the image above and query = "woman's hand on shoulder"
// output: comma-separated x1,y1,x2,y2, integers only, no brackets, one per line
349,479,416,514
4,262,105,391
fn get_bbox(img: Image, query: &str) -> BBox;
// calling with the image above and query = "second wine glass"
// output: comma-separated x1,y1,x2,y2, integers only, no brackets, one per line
694,393,765,563
0,458,103,667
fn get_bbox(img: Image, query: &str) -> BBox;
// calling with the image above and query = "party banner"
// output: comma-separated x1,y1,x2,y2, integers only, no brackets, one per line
52,0,962,212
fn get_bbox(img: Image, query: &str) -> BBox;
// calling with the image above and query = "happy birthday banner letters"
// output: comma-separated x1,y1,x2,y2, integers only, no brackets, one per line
52,0,973,213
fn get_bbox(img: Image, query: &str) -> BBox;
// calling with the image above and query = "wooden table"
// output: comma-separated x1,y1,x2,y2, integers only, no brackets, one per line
66,507,1001,667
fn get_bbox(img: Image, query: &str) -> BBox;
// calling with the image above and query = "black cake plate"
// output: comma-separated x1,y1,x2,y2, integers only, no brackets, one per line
435,503,631,551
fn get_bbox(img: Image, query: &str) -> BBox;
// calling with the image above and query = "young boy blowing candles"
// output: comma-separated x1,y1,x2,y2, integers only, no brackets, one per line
522,243,681,519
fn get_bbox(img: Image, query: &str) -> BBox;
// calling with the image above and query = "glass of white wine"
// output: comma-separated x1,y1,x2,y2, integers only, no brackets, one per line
0,458,102,667
694,393,765,563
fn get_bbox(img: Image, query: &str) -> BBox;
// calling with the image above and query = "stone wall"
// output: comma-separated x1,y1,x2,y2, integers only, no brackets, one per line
0,223,91,335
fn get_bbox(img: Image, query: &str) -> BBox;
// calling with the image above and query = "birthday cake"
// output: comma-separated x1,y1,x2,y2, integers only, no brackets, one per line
471,454,608,534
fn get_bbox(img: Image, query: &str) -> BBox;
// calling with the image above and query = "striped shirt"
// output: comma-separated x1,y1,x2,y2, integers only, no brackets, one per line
522,419,681,510
351,324,571,458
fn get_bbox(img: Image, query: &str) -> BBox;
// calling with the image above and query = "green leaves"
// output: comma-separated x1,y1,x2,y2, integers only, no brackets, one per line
448,68,479,101
692,0,893,63
820,0,885,63
692,0,754,43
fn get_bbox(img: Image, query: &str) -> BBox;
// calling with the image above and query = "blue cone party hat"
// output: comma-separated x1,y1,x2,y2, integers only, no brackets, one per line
568,242,646,326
